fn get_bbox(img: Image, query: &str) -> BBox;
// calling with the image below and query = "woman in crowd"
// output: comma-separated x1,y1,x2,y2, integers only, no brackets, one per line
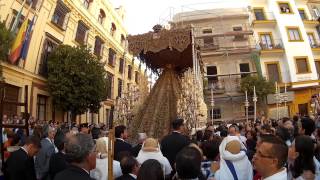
90,137,122,180
288,135,320,180
137,159,164,180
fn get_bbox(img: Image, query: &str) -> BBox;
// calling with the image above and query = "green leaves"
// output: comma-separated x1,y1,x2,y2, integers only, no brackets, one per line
47,45,107,116
240,75,275,98
0,21,13,61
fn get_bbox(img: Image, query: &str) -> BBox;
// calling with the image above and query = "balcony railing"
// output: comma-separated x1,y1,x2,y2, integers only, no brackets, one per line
204,72,257,94
259,39,284,51
309,39,320,49
252,12,275,21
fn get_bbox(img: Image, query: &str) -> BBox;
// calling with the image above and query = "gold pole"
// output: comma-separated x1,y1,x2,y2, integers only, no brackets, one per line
107,127,115,180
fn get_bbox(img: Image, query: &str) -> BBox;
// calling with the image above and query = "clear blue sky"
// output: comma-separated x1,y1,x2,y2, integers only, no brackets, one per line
110,0,249,35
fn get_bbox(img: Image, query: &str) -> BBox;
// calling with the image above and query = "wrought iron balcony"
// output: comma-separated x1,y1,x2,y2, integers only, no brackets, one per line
259,39,284,52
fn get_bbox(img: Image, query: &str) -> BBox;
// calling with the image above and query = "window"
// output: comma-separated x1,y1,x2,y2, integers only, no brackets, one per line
37,95,47,121
110,23,116,37
259,33,273,49
9,10,25,35
207,66,218,88
135,71,139,84
298,9,307,20
240,63,250,78
248,106,254,116
315,61,320,78
287,27,303,42
3,84,20,117
120,34,126,47
94,36,104,56
98,9,106,24
75,21,89,44
108,48,116,66
203,37,214,48
233,26,245,40
202,28,212,34
106,72,114,99
254,8,266,20
119,58,124,73
307,33,317,47
298,103,308,116
295,57,310,74
51,1,70,30
266,63,281,83
118,78,123,98
39,37,59,77
105,109,110,127
279,2,293,14
26,0,39,10
128,65,132,80
209,108,221,119
83,0,91,9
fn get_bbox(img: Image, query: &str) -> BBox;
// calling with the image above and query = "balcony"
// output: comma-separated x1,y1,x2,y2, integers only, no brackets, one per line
204,72,257,95
259,39,285,54
251,12,277,26
310,40,320,51
302,11,320,26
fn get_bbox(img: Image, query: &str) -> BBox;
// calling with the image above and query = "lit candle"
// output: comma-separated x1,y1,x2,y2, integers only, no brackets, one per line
245,90,248,101
284,83,287,93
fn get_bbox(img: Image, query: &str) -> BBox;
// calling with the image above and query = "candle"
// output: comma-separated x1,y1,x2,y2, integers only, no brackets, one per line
254,86,256,96
284,83,287,93
245,90,248,100
275,82,278,94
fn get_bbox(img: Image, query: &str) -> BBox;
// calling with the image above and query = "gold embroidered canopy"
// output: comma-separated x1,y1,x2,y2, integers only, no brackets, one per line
128,28,193,71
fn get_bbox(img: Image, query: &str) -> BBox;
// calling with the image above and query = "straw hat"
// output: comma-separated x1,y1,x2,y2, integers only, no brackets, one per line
142,138,159,152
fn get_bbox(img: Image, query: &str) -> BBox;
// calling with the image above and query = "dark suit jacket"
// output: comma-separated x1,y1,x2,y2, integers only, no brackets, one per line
115,174,136,180
114,139,132,161
161,131,191,167
48,152,69,180
54,165,94,180
35,138,56,179
132,143,142,157
5,148,37,180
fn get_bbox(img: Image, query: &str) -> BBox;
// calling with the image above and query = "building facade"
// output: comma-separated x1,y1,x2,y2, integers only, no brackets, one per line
250,0,320,118
172,0,320,122
0,0,147,124
172,8,258,124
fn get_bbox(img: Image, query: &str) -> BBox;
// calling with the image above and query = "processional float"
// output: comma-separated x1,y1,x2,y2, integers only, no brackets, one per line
124,25,208,140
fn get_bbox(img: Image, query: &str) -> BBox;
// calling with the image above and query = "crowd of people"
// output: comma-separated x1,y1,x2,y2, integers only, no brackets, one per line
2,114,320,180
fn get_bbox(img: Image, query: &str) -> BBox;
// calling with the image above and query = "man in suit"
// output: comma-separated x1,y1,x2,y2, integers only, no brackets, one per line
5,135,41,180
116,156,139,180
114,125,132,161
54,133,96,180
132,133,147,157
48,130,69,179
161,118,191,167
35,125,57,180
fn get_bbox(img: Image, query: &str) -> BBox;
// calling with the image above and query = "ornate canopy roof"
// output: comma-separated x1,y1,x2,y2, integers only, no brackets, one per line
128,28,193,72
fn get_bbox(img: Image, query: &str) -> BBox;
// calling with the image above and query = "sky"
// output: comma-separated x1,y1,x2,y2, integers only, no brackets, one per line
110,0,250,35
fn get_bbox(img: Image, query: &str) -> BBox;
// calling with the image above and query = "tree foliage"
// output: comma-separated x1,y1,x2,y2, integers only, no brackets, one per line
240,75,275,99
0,21,13,61
47,45,107,118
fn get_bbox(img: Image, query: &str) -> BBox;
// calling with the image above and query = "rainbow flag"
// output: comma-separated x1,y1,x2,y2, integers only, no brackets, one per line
9,18,29,64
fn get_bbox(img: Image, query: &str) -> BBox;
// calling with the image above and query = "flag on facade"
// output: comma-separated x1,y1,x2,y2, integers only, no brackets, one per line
8,18,29,64
21,15,35,60
10,0,26,32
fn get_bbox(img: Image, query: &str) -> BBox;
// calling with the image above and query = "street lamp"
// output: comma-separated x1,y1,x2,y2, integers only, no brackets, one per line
245,90,249,124
253,86,258,123
210,83,215,126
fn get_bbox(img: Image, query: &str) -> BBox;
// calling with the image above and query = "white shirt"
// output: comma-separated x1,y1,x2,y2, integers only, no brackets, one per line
136,150,172,175
129,173,137,179
264,168,287,180
90,157,122,180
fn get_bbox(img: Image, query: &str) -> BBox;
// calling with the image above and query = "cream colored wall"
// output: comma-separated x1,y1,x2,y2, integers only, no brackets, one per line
0,0,147,122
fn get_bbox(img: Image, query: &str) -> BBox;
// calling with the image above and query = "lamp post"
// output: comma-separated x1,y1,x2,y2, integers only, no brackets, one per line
210,83,215,126
253,86,258,123
245,90,249,124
